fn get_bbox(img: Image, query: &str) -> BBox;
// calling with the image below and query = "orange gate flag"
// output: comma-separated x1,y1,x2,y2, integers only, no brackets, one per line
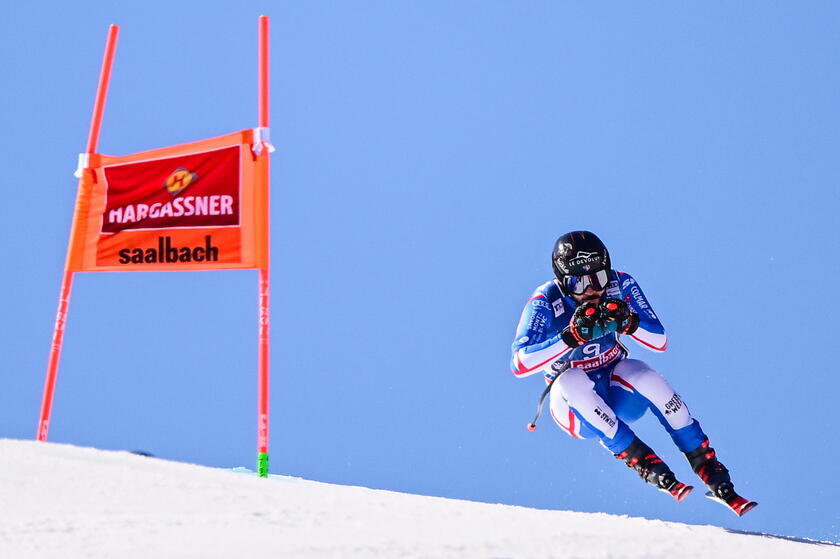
66,129,269,272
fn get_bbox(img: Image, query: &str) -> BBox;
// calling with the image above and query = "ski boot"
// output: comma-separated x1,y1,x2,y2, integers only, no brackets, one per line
616,437,693,502
684,439,758,516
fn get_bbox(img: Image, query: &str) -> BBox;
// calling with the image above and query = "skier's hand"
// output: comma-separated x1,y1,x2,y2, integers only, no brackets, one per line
599,297,639,335
562,302,602,346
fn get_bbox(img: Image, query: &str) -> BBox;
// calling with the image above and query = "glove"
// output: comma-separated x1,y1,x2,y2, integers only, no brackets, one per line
561,302,604,346
599,297,640,335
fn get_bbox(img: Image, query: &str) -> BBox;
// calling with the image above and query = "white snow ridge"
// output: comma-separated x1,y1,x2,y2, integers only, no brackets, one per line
0,439,835,558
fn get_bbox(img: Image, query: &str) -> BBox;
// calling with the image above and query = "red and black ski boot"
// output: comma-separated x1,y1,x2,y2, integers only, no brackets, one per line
685,439,758,516
616,437,693,503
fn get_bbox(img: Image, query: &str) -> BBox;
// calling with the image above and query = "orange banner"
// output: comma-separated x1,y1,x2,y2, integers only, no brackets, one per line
66,130,268,272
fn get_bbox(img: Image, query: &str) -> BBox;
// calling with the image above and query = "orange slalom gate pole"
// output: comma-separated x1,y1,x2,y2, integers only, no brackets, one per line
256,15,271,477
38,24,120,441
37,271,74,441
86,25,120,159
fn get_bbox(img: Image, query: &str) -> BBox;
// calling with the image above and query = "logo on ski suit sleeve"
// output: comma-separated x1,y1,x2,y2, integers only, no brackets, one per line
629,285,657,320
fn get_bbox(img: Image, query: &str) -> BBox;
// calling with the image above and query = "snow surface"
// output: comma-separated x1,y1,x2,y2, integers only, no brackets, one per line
0,439,836,559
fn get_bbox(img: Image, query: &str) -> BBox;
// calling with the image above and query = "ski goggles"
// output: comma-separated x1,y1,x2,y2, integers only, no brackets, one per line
562,269,611,295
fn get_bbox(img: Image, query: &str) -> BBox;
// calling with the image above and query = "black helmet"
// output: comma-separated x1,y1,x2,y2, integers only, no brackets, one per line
552,231,612,294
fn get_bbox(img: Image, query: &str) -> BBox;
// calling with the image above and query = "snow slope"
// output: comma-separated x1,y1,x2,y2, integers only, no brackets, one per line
0,439,835,558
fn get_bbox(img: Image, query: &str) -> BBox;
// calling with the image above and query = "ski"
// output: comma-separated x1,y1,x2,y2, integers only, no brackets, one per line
704,491,758,516
664,481,693,503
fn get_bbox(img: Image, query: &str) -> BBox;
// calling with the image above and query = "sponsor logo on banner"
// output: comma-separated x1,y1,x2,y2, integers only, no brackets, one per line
101,145,241,233
117,235,219,264
164,167,199,195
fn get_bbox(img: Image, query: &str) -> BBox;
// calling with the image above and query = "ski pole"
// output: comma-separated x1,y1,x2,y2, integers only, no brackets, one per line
526,359,570,431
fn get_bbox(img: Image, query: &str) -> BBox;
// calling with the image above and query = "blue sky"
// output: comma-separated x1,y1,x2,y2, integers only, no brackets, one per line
2,1,838,543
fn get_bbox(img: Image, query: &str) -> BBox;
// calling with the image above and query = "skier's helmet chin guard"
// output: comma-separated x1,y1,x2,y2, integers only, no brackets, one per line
552,231,612,296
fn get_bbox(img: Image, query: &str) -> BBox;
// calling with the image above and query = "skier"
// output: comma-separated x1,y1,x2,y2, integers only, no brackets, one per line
511,231,756,516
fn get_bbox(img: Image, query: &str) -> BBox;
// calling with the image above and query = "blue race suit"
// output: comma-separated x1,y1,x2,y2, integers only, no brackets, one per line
511,270,705,454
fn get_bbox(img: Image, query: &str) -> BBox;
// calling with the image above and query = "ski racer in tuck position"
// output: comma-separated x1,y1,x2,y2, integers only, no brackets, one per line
511,231,756,516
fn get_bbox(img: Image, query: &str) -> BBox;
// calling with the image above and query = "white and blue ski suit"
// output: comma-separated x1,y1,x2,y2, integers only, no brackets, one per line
511,270,706,455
